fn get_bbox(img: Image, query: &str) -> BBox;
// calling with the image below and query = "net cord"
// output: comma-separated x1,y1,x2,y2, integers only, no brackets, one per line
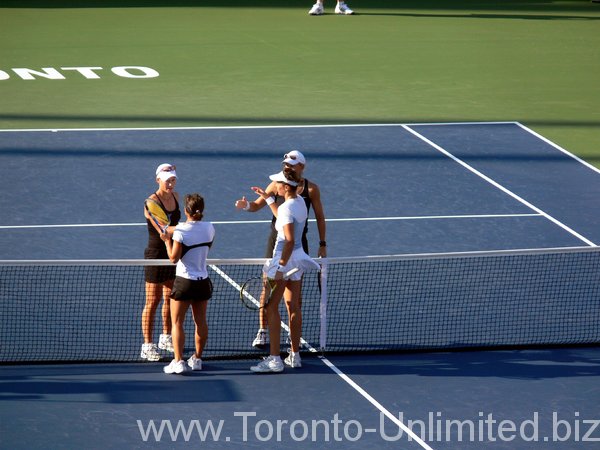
1,245,597,267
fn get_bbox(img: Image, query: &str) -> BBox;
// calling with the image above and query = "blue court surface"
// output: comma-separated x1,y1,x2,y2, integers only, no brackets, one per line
1,123,600,449
2,122,600,259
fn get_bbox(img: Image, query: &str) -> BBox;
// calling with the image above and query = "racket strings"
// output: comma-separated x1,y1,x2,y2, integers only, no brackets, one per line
240,277,266,310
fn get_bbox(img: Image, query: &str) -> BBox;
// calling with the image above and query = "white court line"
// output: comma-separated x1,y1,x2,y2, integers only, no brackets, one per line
515,122,600,176
319,356,434,450
0,213,542,230
210,262,434,450
402,125,597,247
320,213,542,222
0,124,404,133
0,121,516,133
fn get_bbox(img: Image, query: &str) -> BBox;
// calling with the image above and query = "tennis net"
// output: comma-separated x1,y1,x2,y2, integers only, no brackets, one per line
1,246,599,363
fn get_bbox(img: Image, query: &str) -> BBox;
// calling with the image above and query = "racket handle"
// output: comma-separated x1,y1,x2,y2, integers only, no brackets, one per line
153,217,167,234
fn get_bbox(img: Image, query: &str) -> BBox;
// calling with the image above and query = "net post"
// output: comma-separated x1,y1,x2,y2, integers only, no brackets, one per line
318,259,328,352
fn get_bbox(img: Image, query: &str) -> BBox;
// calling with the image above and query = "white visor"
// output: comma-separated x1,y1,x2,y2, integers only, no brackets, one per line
269,171,298,186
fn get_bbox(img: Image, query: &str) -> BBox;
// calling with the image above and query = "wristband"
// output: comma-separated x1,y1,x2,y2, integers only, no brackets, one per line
276,264,284,272
319,241,327,247
243,201,250,211
266,196,275,206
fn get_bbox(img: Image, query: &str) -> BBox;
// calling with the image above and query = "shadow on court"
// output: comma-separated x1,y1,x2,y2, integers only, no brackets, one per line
0,113,598,129
327,347,600,380
0,363,243,404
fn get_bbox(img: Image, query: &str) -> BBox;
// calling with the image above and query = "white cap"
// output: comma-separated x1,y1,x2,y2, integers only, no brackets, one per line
269,171,299,187
155,163,177,182
282,150,305,166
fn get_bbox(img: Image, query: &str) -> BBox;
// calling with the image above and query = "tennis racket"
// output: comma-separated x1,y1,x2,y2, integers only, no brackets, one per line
144,198,169,233
239,267,299,311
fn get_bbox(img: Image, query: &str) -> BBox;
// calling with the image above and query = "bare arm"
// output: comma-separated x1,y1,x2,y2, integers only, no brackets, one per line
162,235,183,264
235,181,278,213
250,185,279,217
309,182,327,257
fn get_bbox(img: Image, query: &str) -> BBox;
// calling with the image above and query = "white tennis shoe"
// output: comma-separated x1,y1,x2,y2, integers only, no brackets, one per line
140,343,160,361
252,329,268,347
158,334,174,353
164,359,188,374
251,355,284,373
187,354,203,371
284,351,302,368
335,1,354,14
308,3,324,15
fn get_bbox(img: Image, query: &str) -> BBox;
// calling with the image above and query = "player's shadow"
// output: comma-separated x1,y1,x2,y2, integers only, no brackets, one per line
0,364,243,403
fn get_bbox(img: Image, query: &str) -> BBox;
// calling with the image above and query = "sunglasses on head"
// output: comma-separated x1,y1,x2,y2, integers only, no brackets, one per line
283,153,297,160
160,165,176,172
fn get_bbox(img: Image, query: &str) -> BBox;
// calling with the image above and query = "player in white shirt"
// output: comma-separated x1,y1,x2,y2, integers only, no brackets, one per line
234,150,327,349
250,168,319,373
161,193,215,374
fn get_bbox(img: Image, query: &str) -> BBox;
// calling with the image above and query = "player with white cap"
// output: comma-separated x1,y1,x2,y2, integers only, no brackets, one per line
140,163,180,361
235,150,327,349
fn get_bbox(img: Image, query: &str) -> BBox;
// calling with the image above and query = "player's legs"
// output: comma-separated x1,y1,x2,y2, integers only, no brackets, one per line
284,281,302,353
142,282,163,343
191,300,209,359
262,230,278,326
266,281,287,356
161,280,173,335
258,275,269,329
170,299,190,361
253,231,278,347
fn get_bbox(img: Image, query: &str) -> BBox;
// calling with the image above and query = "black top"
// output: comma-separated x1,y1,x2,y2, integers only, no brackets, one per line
146,194,181,250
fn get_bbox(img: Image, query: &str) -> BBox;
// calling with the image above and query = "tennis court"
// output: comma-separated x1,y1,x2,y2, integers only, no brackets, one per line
2,0,599,448
1,123,600,449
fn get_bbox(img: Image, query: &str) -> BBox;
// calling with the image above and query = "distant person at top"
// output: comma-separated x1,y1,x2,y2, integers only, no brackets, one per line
309,1,354,15
234,150,327,348
140,163,180,362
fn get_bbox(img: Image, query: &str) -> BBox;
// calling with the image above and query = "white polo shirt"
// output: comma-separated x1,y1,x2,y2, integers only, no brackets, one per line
172,221,215,280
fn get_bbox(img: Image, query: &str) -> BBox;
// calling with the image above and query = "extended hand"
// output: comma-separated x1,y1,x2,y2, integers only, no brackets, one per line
251,186,268,198
234,196,249,210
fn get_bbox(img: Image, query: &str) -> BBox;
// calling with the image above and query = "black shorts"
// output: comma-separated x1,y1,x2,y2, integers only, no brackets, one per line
144,247,175,283
170,276,213,302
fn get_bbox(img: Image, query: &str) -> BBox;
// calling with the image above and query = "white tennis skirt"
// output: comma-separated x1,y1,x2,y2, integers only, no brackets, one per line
263,248,320,281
